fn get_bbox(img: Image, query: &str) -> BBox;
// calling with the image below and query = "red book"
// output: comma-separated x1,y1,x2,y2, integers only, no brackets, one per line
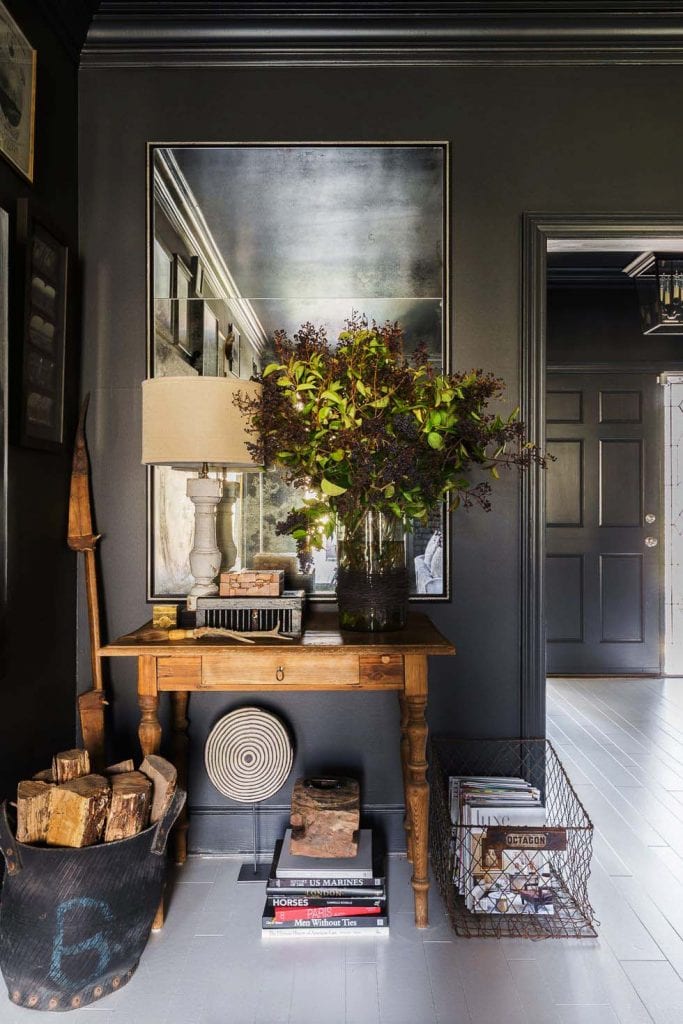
274,905,382,922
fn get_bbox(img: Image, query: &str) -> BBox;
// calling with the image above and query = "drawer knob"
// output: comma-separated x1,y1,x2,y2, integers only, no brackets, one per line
381,655,391,664
276,665,285,681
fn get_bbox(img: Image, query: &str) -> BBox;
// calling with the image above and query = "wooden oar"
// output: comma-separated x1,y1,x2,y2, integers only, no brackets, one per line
67,395,107,769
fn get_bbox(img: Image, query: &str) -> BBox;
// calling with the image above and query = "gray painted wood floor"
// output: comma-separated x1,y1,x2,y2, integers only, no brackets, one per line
5,677,683,1023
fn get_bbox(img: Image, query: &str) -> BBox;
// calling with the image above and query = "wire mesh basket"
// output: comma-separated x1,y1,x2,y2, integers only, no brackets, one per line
429,737,597,939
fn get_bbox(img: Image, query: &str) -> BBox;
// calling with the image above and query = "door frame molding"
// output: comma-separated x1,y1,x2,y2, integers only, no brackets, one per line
521,213,683,736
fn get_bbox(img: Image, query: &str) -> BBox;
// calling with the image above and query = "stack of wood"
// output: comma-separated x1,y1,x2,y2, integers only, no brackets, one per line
14,749,177,848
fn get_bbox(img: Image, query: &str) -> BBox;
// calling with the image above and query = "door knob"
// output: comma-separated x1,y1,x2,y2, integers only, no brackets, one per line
645,513,656,524
645,537,658,548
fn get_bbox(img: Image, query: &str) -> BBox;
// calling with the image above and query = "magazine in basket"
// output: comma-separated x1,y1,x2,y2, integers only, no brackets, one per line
449,775,560,915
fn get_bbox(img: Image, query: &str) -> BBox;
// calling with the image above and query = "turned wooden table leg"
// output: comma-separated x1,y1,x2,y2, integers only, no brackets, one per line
138,656,162,757
171,691,190,866
138,657,166,930
404,655,430,928
398,693,414,864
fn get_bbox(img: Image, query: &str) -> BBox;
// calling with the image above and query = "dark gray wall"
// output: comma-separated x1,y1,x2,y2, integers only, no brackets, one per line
78,63,683,852
1,1,80,798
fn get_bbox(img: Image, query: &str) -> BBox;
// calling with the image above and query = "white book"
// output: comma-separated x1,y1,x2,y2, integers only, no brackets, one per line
276,829,374,880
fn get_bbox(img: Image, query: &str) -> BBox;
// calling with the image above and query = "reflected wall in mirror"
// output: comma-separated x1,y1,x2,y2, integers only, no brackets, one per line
148,142,449,601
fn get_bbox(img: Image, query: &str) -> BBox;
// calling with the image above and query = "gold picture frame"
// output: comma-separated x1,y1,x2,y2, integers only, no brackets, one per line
0,1,36,183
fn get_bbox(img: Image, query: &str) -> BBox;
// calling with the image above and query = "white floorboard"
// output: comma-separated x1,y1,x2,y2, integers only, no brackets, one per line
7,678,683,1022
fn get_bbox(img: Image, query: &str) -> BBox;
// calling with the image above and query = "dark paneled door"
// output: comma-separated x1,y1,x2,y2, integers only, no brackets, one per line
546,372,663,675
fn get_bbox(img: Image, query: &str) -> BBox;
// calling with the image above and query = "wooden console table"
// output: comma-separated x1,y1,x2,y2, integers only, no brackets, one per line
99,612,454,928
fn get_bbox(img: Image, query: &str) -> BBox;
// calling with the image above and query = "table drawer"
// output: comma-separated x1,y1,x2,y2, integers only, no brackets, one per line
155,652,405,691
201,652,360,689
359,653,403,687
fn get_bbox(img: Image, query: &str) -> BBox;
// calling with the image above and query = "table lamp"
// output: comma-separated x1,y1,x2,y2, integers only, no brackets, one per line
142,376,262,596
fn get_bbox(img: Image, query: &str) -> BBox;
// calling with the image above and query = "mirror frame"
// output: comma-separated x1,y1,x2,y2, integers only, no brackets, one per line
146,140,451,603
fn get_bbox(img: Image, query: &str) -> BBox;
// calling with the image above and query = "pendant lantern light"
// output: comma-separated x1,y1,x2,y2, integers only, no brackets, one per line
624,252,683,335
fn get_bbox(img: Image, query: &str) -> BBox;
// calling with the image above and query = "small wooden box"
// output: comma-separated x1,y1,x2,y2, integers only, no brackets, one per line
219,570,284,598
152,604,178,629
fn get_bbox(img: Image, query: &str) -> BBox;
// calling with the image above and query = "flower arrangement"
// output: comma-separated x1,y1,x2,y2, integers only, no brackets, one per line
239,314,544,555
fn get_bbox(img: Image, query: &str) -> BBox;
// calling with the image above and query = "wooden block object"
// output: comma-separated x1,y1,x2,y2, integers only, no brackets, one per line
52,748,90,784
33,768,55,783
46,774,111,848
106,759,135,775
219,569,284,598
16,780,54,843
290,777,360,858
140,754,177,823
104,771,152,841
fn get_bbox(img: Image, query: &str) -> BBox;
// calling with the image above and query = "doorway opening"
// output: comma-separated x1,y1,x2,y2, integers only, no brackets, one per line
663,373,683,675
520,216,683,736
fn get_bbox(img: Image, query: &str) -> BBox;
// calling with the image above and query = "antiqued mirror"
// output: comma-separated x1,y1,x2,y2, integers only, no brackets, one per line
148,142,449,601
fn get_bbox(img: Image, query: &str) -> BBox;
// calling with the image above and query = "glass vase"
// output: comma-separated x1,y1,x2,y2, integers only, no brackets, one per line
336,510,408,632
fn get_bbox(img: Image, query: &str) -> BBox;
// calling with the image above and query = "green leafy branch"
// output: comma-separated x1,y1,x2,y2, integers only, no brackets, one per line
237,314,546,550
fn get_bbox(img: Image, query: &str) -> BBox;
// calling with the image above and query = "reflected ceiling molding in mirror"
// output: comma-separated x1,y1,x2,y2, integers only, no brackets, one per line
152,148,268,375
147,141,450,603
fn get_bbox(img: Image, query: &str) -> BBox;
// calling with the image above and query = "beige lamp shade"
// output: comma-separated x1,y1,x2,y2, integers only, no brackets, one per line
141,376,262,469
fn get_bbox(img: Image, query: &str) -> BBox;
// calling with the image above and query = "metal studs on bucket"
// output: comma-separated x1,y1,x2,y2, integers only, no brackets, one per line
204,708,293,803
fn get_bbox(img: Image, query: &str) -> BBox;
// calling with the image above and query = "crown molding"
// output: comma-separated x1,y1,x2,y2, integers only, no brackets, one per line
33,0,98,64
81,2,683,68
547,267,635,289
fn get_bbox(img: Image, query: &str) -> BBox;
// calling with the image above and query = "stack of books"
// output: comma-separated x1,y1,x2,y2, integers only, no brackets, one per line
449,775,555,916
262,828,388,933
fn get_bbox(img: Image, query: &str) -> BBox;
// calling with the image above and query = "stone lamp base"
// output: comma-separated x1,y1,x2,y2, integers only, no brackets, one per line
187,475,223,597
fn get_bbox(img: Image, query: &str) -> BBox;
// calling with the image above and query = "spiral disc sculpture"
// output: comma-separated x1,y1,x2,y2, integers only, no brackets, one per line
204,707,293,803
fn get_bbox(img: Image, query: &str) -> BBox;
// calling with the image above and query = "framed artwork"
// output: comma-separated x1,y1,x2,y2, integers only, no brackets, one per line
0,2,36,182
0,206,8,646
17,200,68,449
148,142,449,601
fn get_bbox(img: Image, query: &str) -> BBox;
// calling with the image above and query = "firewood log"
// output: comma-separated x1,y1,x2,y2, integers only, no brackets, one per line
52,748,90,784
105,759,135,776
16,780,54,843
33,768,55,783
45,774,110,848
139,755,177,823
104,771,152,841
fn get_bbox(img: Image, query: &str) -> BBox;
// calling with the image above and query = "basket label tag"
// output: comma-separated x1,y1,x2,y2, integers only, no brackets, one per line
483,826,567,853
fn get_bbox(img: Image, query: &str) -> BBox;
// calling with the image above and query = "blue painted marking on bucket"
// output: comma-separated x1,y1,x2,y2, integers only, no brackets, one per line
49,897,116,988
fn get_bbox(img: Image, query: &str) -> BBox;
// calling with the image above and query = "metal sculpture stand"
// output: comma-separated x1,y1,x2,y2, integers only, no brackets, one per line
237,802,270,882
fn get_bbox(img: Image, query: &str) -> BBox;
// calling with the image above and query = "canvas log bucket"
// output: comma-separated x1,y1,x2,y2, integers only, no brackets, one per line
0,789,185,1012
